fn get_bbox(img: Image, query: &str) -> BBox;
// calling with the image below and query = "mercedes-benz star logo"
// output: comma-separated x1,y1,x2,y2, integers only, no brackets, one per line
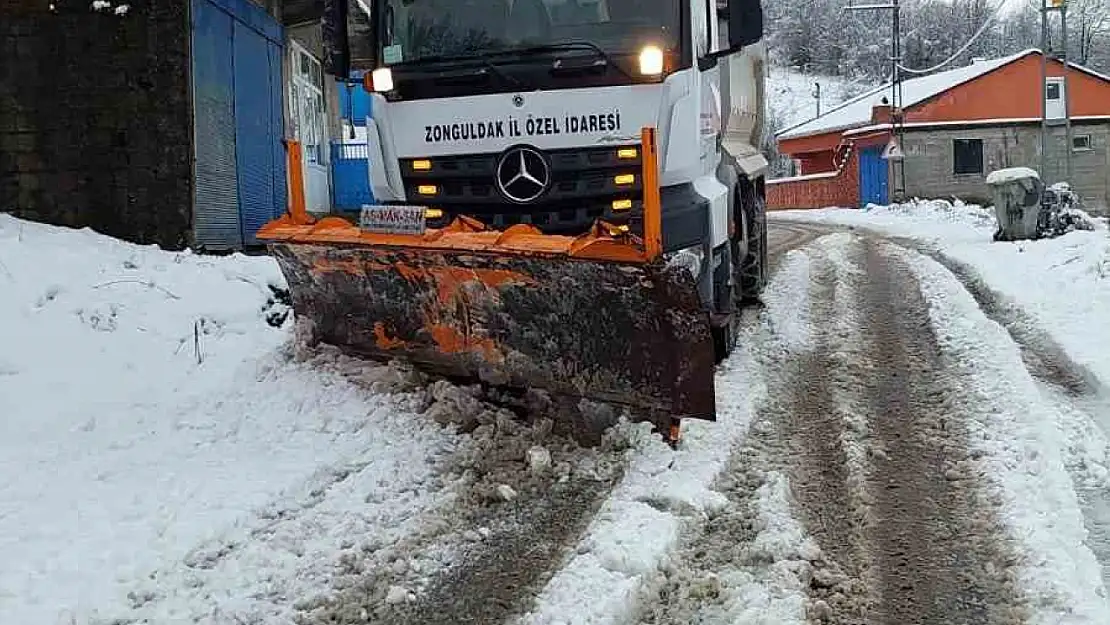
495,147,550,203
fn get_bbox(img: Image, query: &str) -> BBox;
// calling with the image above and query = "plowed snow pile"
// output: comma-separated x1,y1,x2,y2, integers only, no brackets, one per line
0,216,491,623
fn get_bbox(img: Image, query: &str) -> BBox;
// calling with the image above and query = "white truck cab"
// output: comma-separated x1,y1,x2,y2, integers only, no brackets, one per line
322,0,769,359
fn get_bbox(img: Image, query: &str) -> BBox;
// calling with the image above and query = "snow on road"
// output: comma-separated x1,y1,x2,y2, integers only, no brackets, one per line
890,242,1109,623
0,215,466,624
519,249,818,625
8,206,1110,624
772,202,1110,386
774,205,1110,620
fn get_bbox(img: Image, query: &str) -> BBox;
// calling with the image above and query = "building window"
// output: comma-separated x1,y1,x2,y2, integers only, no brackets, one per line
1046,82,1061,101
290,43,326,166
1073,134,1092,151
953,138,983,175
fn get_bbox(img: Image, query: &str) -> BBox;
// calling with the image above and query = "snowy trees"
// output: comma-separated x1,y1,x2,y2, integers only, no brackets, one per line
764,0,1110,82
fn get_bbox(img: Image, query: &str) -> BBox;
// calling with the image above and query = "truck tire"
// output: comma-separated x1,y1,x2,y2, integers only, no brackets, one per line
711,244,737,363
739,177,768,301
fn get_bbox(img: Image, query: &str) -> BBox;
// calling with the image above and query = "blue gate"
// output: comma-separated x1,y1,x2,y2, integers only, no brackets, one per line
331,142,375,211
337,77,371,126
191,0,285,249
858,146,889,207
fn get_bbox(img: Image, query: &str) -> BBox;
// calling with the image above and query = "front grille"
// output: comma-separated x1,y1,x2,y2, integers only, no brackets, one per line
398,144,644,233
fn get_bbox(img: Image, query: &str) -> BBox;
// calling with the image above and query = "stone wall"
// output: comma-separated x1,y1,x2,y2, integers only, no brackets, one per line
0,0,193,248
901,122,1110,214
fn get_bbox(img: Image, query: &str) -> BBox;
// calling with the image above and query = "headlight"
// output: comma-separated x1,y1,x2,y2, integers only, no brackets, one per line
371,67,394,92
638,45,664,76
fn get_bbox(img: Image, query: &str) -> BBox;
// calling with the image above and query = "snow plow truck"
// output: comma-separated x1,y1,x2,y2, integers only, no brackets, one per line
257,0,769,442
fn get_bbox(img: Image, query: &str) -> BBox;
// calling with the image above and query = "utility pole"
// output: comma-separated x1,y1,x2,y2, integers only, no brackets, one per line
1041,0,1073,184
846,0,907,201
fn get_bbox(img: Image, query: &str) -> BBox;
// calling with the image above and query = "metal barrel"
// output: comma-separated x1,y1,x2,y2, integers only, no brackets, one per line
268,239,716,429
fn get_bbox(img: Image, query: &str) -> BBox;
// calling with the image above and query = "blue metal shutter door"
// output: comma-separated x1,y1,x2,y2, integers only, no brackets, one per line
269,41,288,222
191,0,242,249
233,20,275,246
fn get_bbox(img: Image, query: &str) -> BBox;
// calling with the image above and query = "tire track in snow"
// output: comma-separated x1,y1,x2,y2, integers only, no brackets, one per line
854,239,1027,625
295,379,632,625
889,238,1103,397
632,241,870,625
887,238,1110,596
887,240,1108,622
634,232,1032,625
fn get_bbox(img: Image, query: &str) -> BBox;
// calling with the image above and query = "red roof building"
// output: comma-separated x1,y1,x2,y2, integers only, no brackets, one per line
767,49,1110,214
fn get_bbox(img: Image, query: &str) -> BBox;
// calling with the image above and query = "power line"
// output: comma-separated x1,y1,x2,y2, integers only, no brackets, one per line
896,2,1003,75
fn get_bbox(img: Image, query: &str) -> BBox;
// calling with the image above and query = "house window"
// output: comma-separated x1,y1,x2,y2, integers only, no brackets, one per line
1073,134,1092,151
290,44,326,165
953,138,983,175
1046,82,1061,101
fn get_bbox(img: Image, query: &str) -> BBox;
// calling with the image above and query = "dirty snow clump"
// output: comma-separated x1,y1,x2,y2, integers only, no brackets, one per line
1038,182,1101,238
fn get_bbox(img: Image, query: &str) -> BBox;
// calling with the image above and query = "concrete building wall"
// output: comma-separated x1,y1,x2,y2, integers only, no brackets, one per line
1,1,194,249
900,122,1110,214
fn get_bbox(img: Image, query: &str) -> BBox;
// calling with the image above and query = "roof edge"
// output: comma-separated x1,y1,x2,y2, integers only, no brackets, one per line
776,48,1049,142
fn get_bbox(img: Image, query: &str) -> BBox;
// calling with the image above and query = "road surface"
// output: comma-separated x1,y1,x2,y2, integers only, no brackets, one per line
300,219,1094,625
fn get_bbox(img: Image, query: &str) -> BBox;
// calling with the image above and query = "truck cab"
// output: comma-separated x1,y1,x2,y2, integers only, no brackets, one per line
324,0,769,360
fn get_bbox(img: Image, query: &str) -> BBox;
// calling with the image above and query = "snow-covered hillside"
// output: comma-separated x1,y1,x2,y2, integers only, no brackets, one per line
765,64,863,133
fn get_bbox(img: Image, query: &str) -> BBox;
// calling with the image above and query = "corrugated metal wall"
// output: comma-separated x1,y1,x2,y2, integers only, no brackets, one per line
191,0,285,250
192,0,240,248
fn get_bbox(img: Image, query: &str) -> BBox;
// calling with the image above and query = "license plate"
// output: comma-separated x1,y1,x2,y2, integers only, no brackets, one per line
359,204,427,235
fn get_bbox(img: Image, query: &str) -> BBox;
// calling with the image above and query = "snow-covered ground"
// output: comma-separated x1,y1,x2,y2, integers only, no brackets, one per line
519,251,816,625
8,202,1110,623
775,202,1110,619
772,201,1110,387
0,215,468,624
889,243,1108,622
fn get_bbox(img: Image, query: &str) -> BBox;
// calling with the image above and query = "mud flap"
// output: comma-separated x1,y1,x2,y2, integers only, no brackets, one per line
269,241,717,429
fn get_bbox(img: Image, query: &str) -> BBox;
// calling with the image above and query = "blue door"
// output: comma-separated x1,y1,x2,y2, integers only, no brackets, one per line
191,0,240,248
337,76,371,126
191,0,285,250
858,146,889,207
332,75,375,211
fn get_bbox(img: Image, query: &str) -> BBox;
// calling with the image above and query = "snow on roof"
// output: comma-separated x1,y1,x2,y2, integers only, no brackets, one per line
777,49,1039,141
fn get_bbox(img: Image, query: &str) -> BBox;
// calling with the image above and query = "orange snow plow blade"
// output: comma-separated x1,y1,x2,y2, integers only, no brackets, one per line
258,128,716,431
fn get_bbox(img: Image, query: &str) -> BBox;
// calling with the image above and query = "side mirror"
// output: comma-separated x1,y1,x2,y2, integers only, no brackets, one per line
699,0,763,70
322,0,351,78
727,0,763,49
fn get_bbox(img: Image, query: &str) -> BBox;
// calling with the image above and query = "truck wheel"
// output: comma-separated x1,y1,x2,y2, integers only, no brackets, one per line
711,244,738,364
712,318,737,364
739,177,768,301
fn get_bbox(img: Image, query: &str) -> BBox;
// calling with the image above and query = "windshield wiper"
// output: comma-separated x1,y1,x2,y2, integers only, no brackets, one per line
487,41,637,80
392,55,533,90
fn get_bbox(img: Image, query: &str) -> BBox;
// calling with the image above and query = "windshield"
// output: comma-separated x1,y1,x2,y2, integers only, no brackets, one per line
376,0,681,65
